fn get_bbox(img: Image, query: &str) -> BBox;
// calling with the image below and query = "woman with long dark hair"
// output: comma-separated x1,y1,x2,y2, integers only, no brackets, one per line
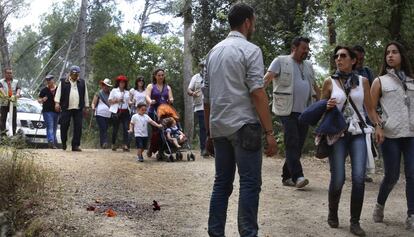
321,46,383,236
371,41,414,232
145,68,174,157
109,75,131,152
130,76,147,109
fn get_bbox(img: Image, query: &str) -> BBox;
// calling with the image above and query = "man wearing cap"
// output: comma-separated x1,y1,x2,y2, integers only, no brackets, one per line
91,78,112,149
0,67,21,136
38,74,58,148
54,65,89,151
187,61,208,157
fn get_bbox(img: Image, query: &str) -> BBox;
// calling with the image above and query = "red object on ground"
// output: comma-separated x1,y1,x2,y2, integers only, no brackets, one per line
105,208,117,217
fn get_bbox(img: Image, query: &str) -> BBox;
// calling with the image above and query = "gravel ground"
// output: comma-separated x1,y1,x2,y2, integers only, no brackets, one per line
33,149,412,237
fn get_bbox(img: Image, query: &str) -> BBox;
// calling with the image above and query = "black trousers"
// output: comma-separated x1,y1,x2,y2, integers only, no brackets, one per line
0,105,17,135
60,109,83,147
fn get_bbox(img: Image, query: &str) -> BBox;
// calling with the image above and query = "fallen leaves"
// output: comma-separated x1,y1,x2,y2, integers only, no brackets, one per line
105,208,117,217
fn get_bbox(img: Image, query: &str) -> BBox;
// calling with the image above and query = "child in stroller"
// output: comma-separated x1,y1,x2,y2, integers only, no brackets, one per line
163,117,187,148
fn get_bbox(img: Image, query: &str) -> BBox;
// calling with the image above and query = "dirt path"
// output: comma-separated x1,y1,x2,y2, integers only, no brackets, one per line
34,149,411,237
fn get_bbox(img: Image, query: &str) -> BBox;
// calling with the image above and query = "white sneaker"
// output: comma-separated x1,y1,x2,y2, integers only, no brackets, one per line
295,177,309,188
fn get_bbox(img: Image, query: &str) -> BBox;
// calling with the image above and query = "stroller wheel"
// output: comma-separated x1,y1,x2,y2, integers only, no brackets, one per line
156,153,162,161
187,153,191,161
168,155,174,162
190,153,195,161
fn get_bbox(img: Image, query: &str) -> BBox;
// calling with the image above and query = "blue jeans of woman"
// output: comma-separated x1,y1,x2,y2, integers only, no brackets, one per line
328,133,367,224
377,137,414,216
96,115,110,147
208,124,262,237
43,111,58,144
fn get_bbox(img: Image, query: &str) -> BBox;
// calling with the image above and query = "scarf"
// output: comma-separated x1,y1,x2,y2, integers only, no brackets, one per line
331,70,359,95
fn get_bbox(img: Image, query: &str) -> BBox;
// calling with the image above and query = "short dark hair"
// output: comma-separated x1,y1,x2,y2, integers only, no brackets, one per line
134,76,146,91
291,37,310,48
137,102,147,109
379,41,413,77
228,3,255,29
333,46,357,70
352,45,365,54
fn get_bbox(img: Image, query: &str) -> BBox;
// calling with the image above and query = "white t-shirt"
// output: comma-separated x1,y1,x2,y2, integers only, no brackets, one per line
130,88,146,107
131,113,151,137
96,97,111,118
108,88,130,113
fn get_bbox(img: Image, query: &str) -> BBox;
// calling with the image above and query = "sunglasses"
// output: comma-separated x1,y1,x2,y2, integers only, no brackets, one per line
334,53,348,59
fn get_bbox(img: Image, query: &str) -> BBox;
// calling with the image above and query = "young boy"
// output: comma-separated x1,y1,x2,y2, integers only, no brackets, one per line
129,102,162,162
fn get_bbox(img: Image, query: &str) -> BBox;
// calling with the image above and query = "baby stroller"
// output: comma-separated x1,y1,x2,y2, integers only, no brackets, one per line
153,104,195,162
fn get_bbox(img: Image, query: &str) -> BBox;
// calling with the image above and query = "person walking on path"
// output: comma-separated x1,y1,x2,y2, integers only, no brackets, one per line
129,102,162,162
0,67,21,136
187,60,208,157
321,46,383,236
91,78,112,149
130,76,147,111
371,41,414,232
263,36,320,188
204,3,277,236
145,68,174,157
54,65,90,152
38,74,59,148
109,75,131,152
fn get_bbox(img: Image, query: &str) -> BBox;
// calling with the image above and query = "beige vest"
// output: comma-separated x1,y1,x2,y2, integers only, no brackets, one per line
271,56,314,116
0,78,19,106
379,72,414,138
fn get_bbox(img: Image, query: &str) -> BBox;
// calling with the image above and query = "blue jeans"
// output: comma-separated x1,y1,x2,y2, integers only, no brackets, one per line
280,113,308,182
208,124,262,237
377,137,414,216
43,111,58,143
96,115,110,147
196,110,207,151
328,134,367,224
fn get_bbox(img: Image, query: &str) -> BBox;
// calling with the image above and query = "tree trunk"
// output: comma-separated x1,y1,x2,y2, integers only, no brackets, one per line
78,0,88,80
183,0,194,145
137,0,151,36
388,0,403,41
327,16,336,72
0,20,10,76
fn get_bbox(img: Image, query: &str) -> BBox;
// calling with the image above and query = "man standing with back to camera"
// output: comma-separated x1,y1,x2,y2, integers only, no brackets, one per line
204,3,277,237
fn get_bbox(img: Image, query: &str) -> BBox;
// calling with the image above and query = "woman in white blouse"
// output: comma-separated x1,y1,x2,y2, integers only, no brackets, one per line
109,75,131,151
129,76,147,112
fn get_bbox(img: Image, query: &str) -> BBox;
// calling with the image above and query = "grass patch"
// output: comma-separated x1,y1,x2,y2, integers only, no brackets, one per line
0,140,56,236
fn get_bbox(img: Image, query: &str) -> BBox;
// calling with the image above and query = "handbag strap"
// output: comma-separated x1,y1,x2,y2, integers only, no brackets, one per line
348,96,367,129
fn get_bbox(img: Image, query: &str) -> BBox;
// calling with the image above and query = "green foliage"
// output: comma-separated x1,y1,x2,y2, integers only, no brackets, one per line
10,26,42,86
91,33,185,116
318,0,414,74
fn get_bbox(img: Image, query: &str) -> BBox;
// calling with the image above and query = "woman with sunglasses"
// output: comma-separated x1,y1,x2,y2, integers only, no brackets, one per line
321,46,383,236
371,41,414,232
